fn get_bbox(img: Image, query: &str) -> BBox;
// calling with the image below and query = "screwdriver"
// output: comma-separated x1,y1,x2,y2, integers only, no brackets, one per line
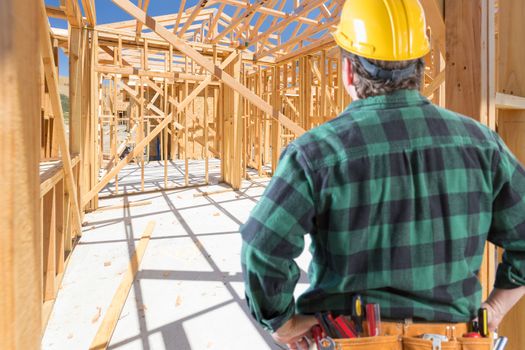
352,294,363,336
478,308,489,337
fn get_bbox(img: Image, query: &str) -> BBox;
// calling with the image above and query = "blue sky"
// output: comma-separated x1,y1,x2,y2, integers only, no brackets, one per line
46,0,325,77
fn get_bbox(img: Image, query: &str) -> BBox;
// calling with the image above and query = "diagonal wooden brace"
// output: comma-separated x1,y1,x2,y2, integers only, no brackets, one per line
40,0,83,235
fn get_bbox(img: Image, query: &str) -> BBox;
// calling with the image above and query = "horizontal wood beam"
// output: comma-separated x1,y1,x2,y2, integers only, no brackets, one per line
40,156,81,197
98,10,215,30
95,65,221,83
495,93,525,110
93,27,243,57
46,5,67,20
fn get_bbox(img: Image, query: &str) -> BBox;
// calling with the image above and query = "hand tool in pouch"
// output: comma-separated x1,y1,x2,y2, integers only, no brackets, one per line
366,303,381,336
478,308,489,337
351,294,364,335
311,325,323,350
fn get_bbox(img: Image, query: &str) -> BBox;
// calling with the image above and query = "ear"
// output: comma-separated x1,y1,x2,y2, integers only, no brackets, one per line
342,56,357,99
342,56,354,86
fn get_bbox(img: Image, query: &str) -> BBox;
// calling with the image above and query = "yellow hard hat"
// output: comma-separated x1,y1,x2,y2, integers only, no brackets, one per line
333,0,431,61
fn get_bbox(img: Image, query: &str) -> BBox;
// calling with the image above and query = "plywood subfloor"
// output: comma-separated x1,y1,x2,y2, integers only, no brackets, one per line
42,162,311,350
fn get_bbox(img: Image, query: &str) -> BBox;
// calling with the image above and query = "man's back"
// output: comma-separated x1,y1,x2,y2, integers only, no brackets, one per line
241,89,525,330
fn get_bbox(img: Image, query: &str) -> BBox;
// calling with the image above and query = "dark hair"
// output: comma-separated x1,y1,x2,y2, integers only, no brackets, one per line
342,49,425,99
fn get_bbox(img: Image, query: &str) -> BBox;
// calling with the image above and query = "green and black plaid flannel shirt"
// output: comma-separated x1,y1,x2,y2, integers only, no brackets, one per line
240,89,525,332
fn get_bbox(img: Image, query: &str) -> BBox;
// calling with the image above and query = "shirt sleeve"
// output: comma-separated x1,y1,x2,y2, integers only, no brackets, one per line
240,144,316,332
489,135,525,289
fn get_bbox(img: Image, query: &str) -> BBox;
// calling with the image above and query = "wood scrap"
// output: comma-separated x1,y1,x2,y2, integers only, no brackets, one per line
193,188,235,197
93,200,152,212
89,221,156,350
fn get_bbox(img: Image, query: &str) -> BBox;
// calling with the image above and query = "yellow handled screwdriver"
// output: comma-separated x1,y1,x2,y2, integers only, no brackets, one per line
352,294,363,336
478,308,489,337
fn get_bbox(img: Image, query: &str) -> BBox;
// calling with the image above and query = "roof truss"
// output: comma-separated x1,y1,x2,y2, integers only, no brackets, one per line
93,0,343,60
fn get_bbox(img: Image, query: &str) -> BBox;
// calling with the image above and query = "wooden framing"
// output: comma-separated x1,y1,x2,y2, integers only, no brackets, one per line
34,0,94,334
40,157,82,326
40,0,83,239
0,0,42,348
445,1,483,119
1,0,519,346
69,0,448,193
494,1,525,348
81,0,97,27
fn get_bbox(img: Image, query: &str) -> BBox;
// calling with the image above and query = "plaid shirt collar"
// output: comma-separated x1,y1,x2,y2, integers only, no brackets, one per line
346,89,430,112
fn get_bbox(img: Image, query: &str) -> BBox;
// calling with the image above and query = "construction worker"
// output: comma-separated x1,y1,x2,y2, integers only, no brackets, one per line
240,0,525,349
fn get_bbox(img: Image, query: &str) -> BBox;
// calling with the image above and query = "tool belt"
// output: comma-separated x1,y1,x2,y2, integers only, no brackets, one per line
331,320,493,350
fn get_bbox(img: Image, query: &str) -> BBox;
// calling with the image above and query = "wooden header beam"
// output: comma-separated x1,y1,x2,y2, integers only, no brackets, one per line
496,93,525,110
46,5,67,20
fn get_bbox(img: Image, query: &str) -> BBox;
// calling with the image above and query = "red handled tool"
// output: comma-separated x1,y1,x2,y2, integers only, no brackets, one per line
315,312,340,338
327,313,350,338
463,332,481,338
311,325,323,350
366,303,381,336
334,315,357,338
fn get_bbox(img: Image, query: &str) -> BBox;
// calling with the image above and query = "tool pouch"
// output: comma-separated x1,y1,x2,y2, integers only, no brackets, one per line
457,337,493,350
401,336,493,350
402,336,459,350
334,335,402,350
